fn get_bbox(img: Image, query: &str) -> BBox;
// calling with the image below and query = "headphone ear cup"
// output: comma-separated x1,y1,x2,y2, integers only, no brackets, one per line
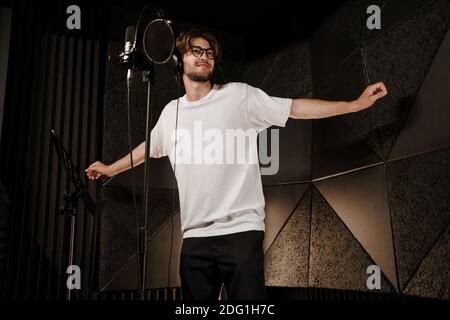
172,54,182,77
178,56,182,74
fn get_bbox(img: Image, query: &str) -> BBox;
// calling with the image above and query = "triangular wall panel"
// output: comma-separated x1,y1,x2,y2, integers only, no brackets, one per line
309,187,395,293
314,164,397,289
263,184,309,252
386,147,450,290
404,224,450,300
265,187,311,287
101,211,182,291
390,29,450,161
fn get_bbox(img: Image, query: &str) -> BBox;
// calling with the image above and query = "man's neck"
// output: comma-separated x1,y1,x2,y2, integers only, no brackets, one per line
183,76,213,102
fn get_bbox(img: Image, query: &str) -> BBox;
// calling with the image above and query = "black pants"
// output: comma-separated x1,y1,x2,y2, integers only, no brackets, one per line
180,230,268,300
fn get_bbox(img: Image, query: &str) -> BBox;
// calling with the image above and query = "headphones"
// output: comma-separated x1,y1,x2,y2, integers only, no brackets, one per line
172,51,183,80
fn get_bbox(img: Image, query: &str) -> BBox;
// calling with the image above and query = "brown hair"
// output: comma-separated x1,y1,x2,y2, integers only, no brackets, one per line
175,28,222,61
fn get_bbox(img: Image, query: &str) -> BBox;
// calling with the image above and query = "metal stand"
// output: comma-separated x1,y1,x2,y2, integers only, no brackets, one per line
60,189,82,300
138,66,154,300
50,129,96,301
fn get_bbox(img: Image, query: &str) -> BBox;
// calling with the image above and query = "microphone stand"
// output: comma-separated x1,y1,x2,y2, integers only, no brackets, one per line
122,41,155,301
121,8,174,300
139,65,154,300
121,36,154,300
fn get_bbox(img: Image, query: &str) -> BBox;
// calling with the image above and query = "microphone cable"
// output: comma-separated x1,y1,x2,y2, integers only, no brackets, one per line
167,75,181,290
360,0,387,157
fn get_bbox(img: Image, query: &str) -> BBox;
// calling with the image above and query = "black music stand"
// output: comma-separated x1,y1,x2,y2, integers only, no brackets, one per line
50,129,96,300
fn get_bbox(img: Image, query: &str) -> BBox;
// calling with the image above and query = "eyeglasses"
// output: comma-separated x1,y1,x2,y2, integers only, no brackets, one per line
189,46,215,60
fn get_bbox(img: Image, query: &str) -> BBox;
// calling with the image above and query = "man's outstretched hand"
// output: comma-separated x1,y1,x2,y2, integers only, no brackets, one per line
352,82,388,112
85,161,113,180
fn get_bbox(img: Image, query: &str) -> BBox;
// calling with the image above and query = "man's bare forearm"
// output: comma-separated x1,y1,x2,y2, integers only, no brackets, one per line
289,82,388,120
109,141,146,176
289,99,359,119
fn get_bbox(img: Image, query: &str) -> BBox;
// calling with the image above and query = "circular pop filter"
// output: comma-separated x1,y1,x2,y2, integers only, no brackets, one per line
143,19,175,64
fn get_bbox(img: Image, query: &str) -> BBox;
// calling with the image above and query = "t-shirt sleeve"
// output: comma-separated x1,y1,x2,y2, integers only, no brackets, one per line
149,110,167,158
244,83,293,129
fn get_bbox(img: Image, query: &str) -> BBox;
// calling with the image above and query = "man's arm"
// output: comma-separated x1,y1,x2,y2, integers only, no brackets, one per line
85,141,146,180
289,82,388,119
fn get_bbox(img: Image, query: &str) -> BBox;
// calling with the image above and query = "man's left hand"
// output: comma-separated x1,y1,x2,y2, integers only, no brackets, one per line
352,82,388,111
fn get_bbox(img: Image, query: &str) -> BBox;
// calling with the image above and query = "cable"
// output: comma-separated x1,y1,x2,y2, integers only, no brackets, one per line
168,75,181,288
359,0,387,157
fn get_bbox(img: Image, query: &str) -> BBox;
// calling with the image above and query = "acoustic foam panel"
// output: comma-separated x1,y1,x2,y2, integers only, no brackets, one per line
263,184,310,252
403,224,450,300
343,0,450,160
320,0,371,46
243,50,279,89
244,41,312,98
259,42,312,98
314,164,397,289
386,147,450,290
363,0,439,45
309,22,359,93
265,187,311,287
309,186,395,293
390,28,450,161
312,117,383,180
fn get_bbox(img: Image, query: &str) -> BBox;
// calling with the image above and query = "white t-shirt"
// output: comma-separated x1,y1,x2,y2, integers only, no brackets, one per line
150,82,292,238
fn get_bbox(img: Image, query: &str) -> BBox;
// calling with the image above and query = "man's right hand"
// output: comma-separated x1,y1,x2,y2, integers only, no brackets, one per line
85,161,113,180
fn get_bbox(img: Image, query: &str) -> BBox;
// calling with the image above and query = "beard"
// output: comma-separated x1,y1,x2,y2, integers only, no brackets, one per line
185,70,213,82
184,63,214,82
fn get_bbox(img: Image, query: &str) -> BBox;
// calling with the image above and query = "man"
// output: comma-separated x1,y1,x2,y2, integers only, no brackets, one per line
86,28,387,300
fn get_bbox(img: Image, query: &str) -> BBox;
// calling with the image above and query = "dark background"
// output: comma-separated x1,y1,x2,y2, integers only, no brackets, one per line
0,0,449,300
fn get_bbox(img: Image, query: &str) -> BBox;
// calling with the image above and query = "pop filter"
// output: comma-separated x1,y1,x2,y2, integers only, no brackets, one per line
142,19,175,64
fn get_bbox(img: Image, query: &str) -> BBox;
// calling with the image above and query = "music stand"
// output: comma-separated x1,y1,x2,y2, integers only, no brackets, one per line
50,129,96,300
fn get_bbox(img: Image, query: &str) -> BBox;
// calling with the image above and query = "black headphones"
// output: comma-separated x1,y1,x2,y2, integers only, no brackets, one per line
172,51,183,80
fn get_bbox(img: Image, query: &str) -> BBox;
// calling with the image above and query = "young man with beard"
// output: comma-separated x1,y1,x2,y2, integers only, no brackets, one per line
86,28,387,300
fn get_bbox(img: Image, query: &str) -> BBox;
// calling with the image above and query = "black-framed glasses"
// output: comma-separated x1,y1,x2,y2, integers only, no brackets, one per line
190,46,215,60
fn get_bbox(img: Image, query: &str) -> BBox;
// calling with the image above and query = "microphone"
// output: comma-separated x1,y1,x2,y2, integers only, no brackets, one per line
122,25,135,64
120,26,136,83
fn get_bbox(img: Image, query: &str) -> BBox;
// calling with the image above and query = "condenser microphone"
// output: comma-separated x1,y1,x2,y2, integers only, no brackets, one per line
120,26,136,84
122,25,135,64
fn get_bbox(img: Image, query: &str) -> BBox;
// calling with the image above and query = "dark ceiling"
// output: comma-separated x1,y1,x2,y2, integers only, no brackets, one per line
107,0,348,58
0,0,349,59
